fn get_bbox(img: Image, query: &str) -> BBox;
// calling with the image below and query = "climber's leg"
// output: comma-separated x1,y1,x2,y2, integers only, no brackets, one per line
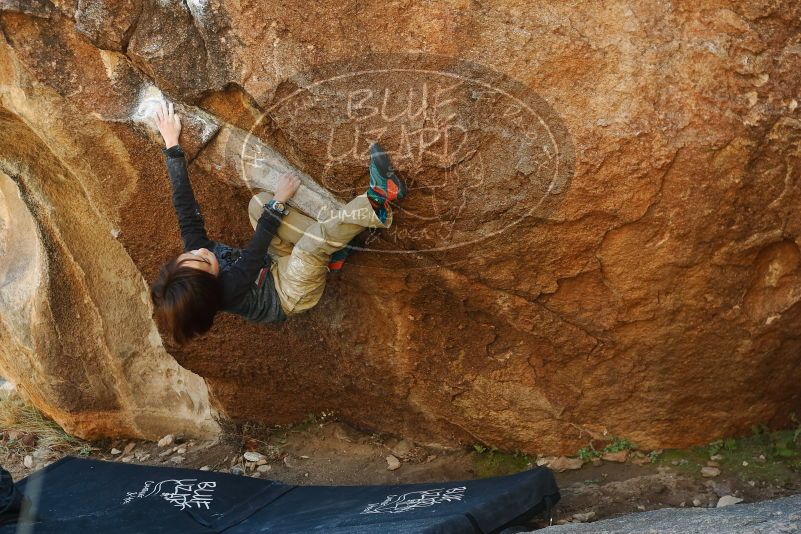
249,191,315,258
271,193,392,315
328,142,408,271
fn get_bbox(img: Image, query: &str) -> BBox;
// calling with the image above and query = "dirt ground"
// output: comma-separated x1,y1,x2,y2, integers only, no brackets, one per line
2,413,800,528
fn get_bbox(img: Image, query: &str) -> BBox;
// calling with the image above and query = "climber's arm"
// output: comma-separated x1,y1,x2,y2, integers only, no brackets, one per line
162,145,214,251
221,173,301,305
155,100,214,251
221,208,284,305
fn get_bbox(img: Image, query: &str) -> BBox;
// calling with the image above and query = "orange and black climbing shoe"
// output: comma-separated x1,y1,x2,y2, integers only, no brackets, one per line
329,143,406,272
327,243,353,272
366,142,406,224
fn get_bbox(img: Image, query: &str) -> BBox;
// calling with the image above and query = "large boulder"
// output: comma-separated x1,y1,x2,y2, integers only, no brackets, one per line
0,0,800,452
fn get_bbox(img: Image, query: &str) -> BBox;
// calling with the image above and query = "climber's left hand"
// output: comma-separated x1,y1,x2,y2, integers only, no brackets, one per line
155,101,182,149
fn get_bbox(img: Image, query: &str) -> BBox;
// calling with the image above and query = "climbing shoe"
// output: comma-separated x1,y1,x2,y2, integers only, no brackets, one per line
333,143,404,269
366,143,406,223
327,242,354,272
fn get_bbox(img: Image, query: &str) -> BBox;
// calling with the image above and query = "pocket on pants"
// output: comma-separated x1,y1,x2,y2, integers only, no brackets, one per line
270,259,301,315
274,251,328,315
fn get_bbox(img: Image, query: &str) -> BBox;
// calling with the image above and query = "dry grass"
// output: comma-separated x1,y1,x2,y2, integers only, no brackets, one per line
0,391,89,455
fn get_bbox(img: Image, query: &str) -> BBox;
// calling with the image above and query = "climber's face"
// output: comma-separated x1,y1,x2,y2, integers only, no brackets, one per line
177,248,220,277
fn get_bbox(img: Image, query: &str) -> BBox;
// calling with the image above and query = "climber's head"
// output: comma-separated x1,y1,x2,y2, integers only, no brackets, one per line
150,249,222,344
176,248,220,276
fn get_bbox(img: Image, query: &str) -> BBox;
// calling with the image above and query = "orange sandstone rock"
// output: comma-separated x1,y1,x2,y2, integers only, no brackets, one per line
0,1,799,454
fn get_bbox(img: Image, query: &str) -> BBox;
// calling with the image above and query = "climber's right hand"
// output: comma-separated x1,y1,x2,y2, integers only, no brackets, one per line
155,100,181,149
274,173,301,202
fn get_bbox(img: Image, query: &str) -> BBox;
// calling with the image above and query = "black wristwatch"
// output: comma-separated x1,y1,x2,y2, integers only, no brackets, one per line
266,198,288,216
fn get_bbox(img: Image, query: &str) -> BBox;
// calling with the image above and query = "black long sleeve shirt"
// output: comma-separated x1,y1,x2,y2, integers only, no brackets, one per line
163,144,287,323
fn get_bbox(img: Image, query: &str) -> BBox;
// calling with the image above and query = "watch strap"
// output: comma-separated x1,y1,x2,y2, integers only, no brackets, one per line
266,198,288,216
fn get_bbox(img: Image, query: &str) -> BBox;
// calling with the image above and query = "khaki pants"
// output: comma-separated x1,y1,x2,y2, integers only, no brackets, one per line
248,192,391,316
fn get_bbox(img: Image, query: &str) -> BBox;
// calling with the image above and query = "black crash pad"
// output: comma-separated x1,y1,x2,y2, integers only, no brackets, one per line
0,456,559,533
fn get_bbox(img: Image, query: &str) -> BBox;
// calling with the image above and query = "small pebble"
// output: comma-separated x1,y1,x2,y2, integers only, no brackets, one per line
199,466,211,471
110,448,122,455
158,434,175,448
701,466,721,478
244,451,264,463
386,455,401,471
571,511,595,522
717,495,744,508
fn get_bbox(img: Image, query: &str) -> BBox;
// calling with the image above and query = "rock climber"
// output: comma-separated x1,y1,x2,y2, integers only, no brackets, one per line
149,101,406,343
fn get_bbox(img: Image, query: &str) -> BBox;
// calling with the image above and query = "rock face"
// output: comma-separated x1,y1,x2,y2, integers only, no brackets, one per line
0,1,800,452
530,495,801,533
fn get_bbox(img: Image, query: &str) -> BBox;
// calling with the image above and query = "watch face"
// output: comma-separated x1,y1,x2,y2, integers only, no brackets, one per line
268,200,286,214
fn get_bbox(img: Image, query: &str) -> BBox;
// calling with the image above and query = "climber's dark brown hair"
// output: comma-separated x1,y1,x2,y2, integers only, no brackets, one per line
150,258,223,345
